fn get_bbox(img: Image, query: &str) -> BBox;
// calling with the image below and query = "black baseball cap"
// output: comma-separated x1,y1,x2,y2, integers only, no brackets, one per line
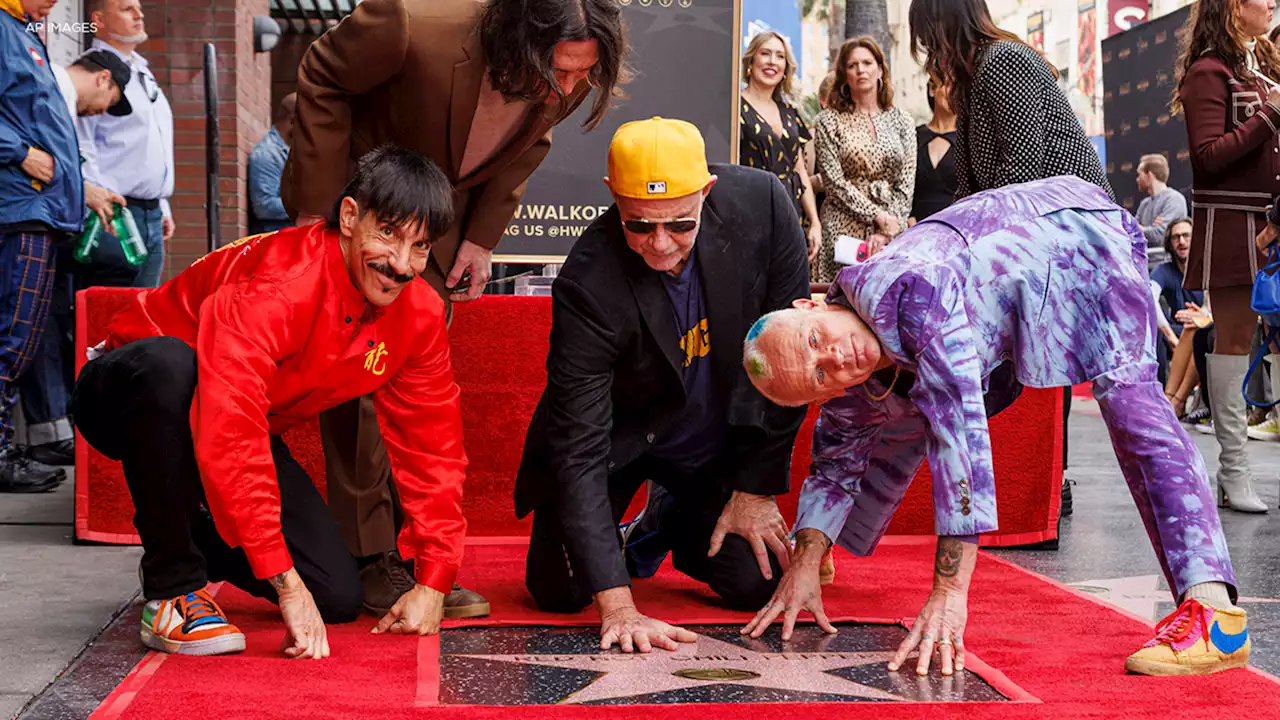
75,50,132,116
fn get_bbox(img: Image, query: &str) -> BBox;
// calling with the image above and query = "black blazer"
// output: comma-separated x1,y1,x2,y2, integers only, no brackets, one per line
515,164,811,595
955,41,1114,200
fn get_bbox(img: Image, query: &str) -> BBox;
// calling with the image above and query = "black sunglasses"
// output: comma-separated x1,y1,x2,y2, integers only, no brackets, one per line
622,217,699,235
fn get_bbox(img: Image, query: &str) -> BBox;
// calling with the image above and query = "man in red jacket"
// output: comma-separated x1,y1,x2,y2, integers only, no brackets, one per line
71,147,466,658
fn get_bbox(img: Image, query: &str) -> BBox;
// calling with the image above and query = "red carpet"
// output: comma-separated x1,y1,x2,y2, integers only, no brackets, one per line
92,538,1280,719
75,291,1061,545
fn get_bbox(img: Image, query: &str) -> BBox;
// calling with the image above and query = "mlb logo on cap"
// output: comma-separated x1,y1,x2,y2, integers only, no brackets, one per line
647,181,667,194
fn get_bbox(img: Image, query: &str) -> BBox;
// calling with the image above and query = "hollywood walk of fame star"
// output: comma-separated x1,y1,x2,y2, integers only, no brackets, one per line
455,633,906,704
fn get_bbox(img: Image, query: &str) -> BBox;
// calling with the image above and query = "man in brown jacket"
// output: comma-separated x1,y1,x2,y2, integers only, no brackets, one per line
282,0,629,618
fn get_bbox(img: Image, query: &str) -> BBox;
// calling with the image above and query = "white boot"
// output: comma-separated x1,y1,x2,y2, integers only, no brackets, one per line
1207,354,1268,513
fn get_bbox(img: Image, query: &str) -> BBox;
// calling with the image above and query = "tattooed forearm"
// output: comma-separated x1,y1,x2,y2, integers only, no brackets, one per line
269,572,289,591
935,537,964,578
795,528,832,551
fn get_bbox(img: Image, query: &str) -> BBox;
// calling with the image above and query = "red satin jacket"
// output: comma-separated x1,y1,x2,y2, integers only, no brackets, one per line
105,223,468,593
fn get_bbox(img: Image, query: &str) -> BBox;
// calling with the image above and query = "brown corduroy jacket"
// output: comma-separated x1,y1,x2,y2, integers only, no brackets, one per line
282,0,590,296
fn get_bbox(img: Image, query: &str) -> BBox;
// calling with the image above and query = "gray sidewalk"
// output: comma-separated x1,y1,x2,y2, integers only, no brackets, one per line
0,477,140,720
5,408,1280,718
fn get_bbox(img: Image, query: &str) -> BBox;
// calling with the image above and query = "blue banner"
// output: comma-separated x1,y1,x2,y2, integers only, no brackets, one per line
742,0,803,79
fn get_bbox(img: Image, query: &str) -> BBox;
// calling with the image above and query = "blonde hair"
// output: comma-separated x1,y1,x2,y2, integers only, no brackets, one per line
742,31,797,102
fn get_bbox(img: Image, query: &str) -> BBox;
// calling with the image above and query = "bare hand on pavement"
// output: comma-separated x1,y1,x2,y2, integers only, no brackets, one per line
889,537,976,676
741,532,838,641
600,605,697,653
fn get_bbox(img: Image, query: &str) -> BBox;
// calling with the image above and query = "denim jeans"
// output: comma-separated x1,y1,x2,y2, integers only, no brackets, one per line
19,242,139,444
124,203,165,289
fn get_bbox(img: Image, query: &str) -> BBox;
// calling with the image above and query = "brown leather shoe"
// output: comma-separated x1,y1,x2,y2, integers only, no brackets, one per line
444,584,490,619
359,550,416,616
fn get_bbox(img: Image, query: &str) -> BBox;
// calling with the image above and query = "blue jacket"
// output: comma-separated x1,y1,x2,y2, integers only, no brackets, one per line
0,3,83,234
248,127,290,234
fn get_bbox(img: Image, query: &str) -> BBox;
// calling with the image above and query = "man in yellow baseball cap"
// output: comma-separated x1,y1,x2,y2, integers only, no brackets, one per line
515,116,812,653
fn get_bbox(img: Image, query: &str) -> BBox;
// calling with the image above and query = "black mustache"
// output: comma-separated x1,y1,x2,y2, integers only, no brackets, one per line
367,262,415,284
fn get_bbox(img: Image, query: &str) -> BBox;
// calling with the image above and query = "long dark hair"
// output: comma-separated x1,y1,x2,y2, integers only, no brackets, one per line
828,36,894,112
480,0,632,130
909,0,1049,115
1172,0,1280,114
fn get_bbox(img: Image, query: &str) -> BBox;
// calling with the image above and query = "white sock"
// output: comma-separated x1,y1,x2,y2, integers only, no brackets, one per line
1183,582,1234,609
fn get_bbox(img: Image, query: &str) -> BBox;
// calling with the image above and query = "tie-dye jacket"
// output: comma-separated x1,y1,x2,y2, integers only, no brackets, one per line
797,175,1150,545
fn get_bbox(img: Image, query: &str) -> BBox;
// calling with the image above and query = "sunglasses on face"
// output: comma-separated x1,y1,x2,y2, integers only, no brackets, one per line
622,217,699,235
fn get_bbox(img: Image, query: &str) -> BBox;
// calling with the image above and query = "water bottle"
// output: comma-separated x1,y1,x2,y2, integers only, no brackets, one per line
74,211,103,264
111,203,149,267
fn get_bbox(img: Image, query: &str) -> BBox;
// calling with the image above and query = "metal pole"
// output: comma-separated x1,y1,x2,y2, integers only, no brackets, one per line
203,43,221,253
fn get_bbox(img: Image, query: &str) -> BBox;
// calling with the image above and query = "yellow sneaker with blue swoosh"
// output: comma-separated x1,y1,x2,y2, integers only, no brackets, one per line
1125,599,1250,675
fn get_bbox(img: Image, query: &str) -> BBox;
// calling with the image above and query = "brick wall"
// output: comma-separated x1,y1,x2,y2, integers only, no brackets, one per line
135,0,272,279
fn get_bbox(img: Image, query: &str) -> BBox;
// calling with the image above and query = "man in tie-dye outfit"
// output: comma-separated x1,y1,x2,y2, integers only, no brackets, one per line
738,175,1248,678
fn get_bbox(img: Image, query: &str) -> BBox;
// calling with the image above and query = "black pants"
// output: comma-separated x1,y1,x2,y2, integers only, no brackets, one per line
71,336,362,623
525,455,782,614
1195,328,1215,413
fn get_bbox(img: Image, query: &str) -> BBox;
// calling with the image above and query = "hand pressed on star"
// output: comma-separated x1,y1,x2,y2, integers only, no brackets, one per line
594,586,696,653
889,536,977,676
741,528,838,641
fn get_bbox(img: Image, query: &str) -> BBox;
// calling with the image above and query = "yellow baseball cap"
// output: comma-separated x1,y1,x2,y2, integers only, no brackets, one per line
607,117,712,200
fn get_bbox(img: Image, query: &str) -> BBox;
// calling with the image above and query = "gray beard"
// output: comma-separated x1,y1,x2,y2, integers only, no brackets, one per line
111,31,148,45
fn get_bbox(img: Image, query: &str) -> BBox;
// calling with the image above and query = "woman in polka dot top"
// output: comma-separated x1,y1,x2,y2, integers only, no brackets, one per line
907,0,1112,201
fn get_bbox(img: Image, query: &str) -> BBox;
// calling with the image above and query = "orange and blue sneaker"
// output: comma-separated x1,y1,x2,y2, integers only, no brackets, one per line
1125,599,1250,676
141,588,246,656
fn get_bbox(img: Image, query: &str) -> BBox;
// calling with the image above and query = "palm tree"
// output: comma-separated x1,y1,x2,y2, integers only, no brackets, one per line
802,0,845,66
845,0,890,66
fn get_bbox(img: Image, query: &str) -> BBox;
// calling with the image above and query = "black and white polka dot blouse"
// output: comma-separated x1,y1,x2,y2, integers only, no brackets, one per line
955,41,1114,200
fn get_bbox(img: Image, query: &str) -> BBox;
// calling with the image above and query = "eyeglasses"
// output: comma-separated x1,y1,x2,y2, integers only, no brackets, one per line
622,217,699,235
137,70,159,102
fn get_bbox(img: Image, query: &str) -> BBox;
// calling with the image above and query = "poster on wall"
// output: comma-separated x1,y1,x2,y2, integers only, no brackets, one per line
494,0,741,262
1077,0,1098,135
1028,11,1045,53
